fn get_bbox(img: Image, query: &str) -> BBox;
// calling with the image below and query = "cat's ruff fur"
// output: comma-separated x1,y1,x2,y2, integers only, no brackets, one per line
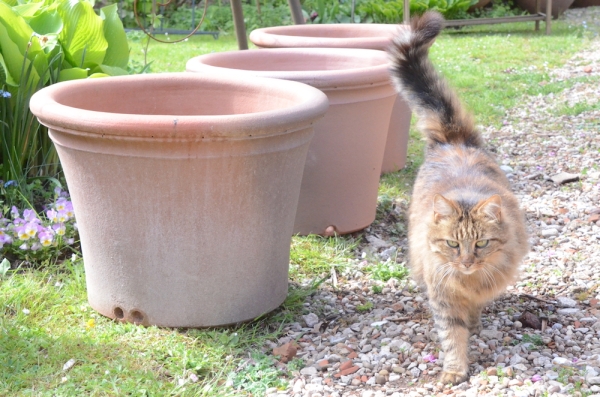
388,11,529,385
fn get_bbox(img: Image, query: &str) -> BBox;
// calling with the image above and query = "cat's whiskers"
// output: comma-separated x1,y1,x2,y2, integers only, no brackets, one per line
480,266,497,289
433,263,454,295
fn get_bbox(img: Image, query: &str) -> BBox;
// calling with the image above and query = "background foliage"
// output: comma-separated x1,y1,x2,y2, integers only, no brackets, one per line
100,0,523,33
0,0,129,208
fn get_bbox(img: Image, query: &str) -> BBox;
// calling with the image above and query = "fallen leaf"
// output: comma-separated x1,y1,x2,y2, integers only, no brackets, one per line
272,341,298,363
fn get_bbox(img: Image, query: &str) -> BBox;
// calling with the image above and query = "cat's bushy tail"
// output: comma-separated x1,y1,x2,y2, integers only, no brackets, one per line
388,11,482,148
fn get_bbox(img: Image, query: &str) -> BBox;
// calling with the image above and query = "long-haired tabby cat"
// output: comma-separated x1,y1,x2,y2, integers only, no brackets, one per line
388,11,529,385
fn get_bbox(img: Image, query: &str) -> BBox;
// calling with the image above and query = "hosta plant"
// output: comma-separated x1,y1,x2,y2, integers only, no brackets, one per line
0,0,129,208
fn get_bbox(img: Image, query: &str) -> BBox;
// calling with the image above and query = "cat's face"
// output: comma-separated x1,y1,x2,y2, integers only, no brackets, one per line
428,194,504,276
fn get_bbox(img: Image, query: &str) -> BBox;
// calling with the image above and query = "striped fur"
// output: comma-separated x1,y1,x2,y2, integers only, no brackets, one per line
388,11,482,148
388,12,529,385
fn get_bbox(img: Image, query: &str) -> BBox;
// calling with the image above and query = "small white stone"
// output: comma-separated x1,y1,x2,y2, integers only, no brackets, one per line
553,357,571,366
557,297,578,308
300,366,318,376
557,308,580,315
303,313,319,328
62,358,76,372
541,228,559,237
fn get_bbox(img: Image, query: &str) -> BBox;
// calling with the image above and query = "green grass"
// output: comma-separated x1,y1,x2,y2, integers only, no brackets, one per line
127,31,239,73
289,235,358,281
2,18,596,396
365,260,410,282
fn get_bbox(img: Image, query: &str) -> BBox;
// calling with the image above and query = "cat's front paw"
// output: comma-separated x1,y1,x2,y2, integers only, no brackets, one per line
440,371,468,386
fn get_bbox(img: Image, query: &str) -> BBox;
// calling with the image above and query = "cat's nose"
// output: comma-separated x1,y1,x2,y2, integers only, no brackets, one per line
463,262,474,269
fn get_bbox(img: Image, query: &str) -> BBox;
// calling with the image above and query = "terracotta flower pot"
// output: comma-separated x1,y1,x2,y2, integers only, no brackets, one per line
187,48,396,235
30,73,328,327
249,23,413,174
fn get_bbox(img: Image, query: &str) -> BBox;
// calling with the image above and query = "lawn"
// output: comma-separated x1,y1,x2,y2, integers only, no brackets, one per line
1,18,594,396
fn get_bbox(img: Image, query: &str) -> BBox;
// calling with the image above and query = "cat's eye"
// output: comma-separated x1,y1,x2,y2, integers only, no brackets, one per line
476,240,489,248
446,240,459,248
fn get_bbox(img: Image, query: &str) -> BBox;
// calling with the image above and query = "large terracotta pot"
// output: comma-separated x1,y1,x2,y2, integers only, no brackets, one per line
249,23,413,174
30,73,328,327
187,48,396,236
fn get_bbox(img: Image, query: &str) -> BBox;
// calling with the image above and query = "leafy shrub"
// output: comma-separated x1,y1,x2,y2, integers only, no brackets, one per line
303,0,478,23
0,0,129,208
107,0,292,32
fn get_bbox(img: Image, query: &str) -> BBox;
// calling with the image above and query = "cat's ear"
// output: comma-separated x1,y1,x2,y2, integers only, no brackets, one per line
474,194,502,222
433,194,458,223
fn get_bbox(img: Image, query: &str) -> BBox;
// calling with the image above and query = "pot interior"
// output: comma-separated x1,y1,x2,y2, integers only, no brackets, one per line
201,49,386,73
261,24,396,39
51,76,299,116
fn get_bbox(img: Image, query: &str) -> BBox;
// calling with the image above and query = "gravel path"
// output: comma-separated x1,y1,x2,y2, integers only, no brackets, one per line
264,8,600,397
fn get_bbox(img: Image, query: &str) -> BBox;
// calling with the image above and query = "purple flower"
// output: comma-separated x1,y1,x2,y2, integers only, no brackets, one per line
0,233,13,245
10,206,19,218
422,354,437,363
55,198,69,211
25,222,38,238
47,209,58,223
15,225,30,241
531,374,542,382
64,201,74,218
23,209,39,223
56,210,69,222
38,231,53,247
52,223,66,236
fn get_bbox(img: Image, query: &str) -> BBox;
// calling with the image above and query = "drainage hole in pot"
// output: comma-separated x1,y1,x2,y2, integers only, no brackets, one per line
324,225,337,237
131,310,145,324
113,307,124,319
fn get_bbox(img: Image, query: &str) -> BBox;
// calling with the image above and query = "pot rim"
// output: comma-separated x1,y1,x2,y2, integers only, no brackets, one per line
186,48,392,90
30,72,329,139
249,24,408,50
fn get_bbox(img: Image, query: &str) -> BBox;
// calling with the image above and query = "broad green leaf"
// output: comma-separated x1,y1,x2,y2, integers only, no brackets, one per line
0,53,18,86
58,67,88,82
0,19,28,85
0,258,10,278
100,3,129,69
12,2,44,19
0,2,34,56
57,0,107,69
92,64,127,76
88,72,109,78
29,9,63,35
